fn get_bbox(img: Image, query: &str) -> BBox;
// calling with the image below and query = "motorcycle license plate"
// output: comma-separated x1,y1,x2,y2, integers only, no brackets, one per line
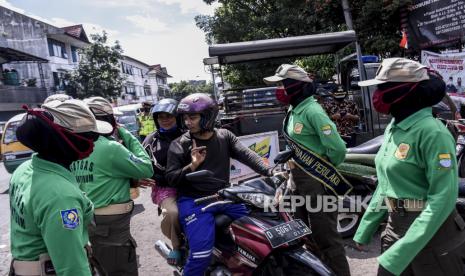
264,219,311,248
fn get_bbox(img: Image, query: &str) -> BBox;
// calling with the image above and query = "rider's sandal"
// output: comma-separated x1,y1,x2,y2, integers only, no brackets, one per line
167,250,182,266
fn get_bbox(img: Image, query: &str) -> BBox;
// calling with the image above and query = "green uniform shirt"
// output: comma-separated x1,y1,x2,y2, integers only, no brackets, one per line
138,113,156,136
353,107,458,275
10,155,93,276
286,96,347,166
71,127,153,208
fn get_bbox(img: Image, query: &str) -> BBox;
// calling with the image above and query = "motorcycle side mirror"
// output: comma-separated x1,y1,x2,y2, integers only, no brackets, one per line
274,150,293,164
186,170,215,182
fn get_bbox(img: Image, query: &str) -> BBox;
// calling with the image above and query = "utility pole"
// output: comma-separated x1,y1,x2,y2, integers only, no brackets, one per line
341,0,374,136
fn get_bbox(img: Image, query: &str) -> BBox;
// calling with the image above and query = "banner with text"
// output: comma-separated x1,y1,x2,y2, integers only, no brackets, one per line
422,50,465,93
407,0,465,49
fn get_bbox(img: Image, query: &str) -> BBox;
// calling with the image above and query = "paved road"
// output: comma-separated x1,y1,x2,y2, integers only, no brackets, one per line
0,164,379,275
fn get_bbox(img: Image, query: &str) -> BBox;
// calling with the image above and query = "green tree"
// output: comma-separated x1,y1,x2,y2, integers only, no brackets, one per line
196,0,410,87
168,81,214,100
65,31,124,99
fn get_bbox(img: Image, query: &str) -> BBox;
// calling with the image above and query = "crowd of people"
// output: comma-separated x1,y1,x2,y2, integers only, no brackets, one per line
7,57,465,276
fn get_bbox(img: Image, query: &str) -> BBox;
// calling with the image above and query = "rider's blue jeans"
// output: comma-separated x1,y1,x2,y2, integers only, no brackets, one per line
178,196,248,276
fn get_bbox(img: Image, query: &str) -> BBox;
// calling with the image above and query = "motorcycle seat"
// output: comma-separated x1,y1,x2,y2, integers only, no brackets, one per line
215,214,233,233
347,135,384,154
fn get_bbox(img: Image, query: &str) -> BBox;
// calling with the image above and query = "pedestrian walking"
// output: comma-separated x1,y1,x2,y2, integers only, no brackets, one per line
264,64,351,276
354,58,465,276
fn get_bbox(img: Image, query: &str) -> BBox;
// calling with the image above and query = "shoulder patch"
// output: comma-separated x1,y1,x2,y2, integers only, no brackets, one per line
60,209,80,230
294,123,304,134
439,153,452,168
395,143,410,160
321,125,332,135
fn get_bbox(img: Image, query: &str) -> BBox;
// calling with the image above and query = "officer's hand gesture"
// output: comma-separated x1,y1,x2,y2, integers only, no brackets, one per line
190,139,207,171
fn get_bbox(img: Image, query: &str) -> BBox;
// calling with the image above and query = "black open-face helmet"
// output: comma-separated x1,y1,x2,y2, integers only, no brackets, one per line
151,98,179,129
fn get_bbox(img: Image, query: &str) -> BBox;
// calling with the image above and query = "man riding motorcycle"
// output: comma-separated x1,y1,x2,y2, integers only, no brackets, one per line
165,93,272,276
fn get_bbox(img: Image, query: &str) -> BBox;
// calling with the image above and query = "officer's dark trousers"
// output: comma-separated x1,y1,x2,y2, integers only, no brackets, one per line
292,166,351,276
378,209,465,276
89,211,138,276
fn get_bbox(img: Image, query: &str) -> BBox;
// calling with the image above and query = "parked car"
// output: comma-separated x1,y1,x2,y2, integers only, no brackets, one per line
113,104,142,138
1,113,34,173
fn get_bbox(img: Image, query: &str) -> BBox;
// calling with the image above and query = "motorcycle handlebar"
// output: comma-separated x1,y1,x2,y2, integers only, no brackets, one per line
194,194,220,204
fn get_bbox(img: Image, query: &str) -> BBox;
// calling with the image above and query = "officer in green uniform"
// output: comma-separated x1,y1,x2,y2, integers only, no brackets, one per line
70,96,154,276
138,101,156,141
264,64,351,276
9,99,113,276
354,58,465,276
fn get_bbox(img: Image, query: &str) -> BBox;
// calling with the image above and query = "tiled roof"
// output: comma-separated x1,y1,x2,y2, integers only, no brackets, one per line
149,64,172,78
61,25,90,43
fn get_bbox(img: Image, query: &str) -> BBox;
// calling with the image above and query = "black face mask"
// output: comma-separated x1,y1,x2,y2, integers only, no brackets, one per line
384,73,446,123
282,79,316,107
16,109,96,168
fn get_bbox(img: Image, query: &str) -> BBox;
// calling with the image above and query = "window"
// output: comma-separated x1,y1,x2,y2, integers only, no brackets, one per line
71,46,79,62
121,62,146,77
125,83,136,94
48,38,67,59
121,62,133,75
144,85,151,96
136,86,144,97
126,64,133,75
157,77,166,85
131,67,143,78
53,71,66,91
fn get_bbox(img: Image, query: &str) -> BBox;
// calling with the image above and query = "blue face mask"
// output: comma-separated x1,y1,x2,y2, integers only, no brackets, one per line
159,126,178,133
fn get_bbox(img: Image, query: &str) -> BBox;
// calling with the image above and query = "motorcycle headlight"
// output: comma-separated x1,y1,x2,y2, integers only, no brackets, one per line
236,193,274,208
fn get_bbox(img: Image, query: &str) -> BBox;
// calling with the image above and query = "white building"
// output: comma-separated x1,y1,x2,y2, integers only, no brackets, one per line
118,56,171,105
0,6,90,120
148,64,172,99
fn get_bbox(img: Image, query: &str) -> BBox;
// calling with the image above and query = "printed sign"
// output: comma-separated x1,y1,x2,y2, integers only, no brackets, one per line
407,0,465,49
230,131,279,183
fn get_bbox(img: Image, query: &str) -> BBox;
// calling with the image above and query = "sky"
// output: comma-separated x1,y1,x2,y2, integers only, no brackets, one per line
0,0,220,82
